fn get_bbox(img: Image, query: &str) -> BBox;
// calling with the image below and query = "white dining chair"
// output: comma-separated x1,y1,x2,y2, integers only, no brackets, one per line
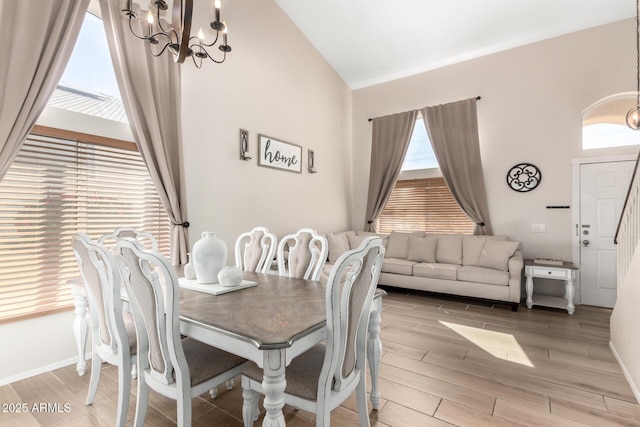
235,226,277,273
115,237,246,427
241,236,385,427
99,227,159,252
71,233,135,427
276,228,328,280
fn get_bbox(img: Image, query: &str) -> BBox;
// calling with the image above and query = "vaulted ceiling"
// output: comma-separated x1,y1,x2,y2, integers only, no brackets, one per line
275,0,635,89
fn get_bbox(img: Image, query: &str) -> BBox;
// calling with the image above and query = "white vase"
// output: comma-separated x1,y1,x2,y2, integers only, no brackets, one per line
192,232,227,284
183,253,196,280
218,266,243,287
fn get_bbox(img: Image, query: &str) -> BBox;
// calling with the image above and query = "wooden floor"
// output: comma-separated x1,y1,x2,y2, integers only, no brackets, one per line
2,288,640,426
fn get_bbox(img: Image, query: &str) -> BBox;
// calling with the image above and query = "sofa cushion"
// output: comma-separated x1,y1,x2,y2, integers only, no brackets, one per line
413,262,460,280
458,266,510,286
433,234,462,265
326,232,353,263
407,236,437,263
462,235,507,266
381,258,417,275
347,234,368,251
477,240,520,271
386,231,423,259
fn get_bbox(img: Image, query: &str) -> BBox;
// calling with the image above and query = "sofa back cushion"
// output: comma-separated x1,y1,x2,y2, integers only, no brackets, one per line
477,240,520,271
326,232,354,263
407,236,437,263
432,234,462,264
386,231,423,259
462,235,507,266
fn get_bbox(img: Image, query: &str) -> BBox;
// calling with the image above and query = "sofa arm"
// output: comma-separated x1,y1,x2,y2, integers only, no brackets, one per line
507,250,524,303
508,250,524,278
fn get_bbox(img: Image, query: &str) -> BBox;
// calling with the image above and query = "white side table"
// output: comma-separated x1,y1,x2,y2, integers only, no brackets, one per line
524,259,578,315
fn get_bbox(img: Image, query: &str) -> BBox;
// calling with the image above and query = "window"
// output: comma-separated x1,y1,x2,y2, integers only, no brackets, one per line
582,94,640,150
0,128,170,323
378,178,474,234
378,118,475,234
402,118,438,170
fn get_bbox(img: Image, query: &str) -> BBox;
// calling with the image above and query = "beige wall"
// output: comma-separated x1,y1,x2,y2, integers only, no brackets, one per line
180,0,353,255
352,19,638,262
1,0,351,383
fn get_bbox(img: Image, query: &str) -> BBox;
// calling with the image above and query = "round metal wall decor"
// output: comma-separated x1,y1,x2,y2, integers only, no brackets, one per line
506,163,541,192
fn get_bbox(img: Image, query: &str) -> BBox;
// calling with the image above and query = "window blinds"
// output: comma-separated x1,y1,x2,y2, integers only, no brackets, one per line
0,132,170,323
378,177,475,234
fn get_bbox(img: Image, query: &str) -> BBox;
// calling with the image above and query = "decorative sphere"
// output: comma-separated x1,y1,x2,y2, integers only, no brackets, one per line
217,266,243,287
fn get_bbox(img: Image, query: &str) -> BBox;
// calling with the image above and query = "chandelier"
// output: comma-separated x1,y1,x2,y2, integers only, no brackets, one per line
122,0,231,68
627,0,640,129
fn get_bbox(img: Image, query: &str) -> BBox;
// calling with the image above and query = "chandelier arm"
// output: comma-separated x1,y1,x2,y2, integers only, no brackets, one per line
155,7,171,34
191,53,203,69
190,33,220,48
146,41,173,58
126,15,173,45
201,48,227,64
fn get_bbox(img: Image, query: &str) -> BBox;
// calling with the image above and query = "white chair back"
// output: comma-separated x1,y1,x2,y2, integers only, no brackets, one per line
100,227,158,252
241,236,385,427
71,233,133,426
115,237,245,427
235,226,277,273
276,228,328,280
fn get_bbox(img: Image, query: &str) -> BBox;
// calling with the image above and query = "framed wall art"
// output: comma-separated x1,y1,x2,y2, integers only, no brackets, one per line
258,134,302,173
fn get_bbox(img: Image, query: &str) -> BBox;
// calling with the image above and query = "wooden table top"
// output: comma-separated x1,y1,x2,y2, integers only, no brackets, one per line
524,258,578,269
179,272,327,349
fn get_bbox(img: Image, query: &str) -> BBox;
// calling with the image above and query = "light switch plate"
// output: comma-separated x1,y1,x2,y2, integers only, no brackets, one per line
531,224,546,233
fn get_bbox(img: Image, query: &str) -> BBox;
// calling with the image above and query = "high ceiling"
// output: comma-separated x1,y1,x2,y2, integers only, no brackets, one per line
274,0,635,89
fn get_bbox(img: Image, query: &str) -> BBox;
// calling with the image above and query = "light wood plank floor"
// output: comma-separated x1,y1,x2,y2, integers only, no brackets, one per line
2,288,640,426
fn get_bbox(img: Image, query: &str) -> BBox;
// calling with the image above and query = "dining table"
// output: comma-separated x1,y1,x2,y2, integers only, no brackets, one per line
71,270,386,427
179,271,385,426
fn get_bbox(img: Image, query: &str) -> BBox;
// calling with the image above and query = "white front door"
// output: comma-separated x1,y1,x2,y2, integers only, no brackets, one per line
580,161,635,307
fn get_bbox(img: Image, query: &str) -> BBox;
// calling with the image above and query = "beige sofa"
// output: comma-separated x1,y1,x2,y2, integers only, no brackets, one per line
322,230,523,310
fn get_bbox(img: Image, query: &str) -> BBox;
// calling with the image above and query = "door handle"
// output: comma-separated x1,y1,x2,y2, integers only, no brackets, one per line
582,239,590,247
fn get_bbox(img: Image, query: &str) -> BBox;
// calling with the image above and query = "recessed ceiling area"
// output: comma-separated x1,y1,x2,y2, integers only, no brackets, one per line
274,0,634,89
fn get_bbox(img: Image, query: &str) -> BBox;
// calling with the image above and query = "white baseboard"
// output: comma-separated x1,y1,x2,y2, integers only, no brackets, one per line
0,353,90,387
610,340,640,404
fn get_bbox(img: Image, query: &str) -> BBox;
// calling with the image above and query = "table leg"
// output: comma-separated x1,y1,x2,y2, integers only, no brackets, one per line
262,349,286,427
71,284,88,376
566,279,576,315
367,297,383,410
525,274,534,309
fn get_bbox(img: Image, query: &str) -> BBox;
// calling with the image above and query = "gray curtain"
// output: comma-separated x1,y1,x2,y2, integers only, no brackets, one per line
0,0,89,181
100,0,188,265
421,98,492,235
365,111,418,231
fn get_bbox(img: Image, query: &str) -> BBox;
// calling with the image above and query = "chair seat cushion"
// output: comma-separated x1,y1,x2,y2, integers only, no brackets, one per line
242,343,326,401
181,338,246,386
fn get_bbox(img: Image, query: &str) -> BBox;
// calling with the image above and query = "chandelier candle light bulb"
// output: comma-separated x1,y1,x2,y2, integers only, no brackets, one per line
147,10,153,37
215,0,221,23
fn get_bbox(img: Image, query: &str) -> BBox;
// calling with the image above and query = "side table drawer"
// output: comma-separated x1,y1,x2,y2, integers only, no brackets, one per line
531,267,567,279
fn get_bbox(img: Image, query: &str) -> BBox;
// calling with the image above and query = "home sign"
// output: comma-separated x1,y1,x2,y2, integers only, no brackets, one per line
258,134,302,173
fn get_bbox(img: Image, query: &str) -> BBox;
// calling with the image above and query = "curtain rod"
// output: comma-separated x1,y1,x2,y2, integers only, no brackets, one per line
367,96,481,122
